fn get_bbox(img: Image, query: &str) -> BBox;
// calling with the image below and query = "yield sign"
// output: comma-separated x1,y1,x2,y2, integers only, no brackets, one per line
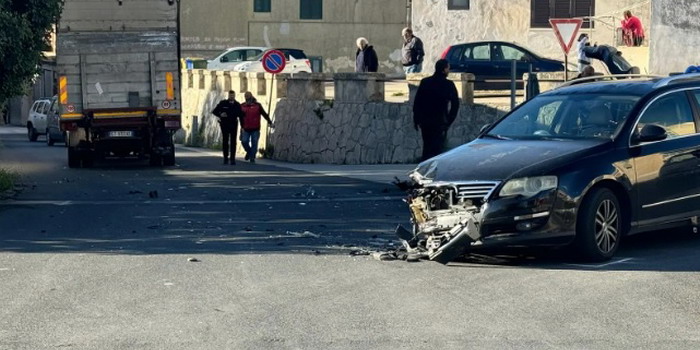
549,18,583,54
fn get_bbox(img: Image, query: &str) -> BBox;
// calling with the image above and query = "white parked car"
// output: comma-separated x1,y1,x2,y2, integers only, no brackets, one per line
235,48,313,74
27,97,54,142
206,46,266,71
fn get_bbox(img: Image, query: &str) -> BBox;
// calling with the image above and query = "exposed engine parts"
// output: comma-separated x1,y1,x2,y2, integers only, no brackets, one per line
396,185,484,264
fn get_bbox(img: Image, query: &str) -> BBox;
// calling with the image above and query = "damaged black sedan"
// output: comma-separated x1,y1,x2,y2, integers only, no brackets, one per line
401,75,700,264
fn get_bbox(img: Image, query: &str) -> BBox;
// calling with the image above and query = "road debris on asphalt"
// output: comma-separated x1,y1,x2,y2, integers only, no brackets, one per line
187,257,200,262
285,230,320,238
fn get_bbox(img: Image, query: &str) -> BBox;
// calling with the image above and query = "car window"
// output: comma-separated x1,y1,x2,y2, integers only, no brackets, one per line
38,102,47,114
50,101,58,113
281,49,307,60
638,92,696,138
221,50,244,63
31,102,38,113
488,94,640,140
448,46,464,62
244,49,262,61
499,45,527,61
470,44,490,60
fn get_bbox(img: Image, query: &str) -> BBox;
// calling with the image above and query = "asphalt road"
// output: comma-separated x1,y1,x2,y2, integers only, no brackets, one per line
1,127,700,350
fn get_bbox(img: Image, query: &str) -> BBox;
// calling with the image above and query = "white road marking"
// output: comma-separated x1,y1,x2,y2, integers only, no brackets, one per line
565,257,635,269
1,196,404,206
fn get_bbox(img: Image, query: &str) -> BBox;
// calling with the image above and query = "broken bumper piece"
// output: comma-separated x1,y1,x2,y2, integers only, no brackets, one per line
396,215,481,265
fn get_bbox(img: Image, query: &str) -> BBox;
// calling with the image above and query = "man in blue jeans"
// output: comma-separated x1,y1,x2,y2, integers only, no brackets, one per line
240,92,274,163
401,27,424,74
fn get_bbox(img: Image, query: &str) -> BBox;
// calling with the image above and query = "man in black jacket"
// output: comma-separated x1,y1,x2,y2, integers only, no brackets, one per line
355,37,379,73
413,59,460,161
212,90,244,164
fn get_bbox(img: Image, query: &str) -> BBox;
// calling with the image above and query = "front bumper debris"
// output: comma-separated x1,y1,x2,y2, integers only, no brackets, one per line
396,184,485,265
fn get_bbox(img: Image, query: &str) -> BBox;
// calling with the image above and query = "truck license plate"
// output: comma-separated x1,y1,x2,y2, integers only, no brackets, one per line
109,131,133,137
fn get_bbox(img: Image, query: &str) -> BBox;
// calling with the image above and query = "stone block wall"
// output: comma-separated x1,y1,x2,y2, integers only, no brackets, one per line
268,99,509,164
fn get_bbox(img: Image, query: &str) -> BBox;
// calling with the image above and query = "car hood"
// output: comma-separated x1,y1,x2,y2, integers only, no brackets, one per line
411,138,611,183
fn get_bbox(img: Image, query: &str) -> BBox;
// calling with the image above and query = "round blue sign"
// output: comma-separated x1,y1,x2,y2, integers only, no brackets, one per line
262,50,286,74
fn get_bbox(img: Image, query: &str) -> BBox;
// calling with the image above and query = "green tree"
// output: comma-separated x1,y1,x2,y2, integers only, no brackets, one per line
0,0,62,103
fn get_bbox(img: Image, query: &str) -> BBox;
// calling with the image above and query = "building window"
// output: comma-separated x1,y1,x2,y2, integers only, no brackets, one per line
448,0,469,10
254,0,271,12
531,0,595,28
300,0,322,20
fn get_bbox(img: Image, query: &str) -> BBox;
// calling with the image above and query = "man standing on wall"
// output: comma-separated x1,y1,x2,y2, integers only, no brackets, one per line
212,90,244,165
240,91,274,163
401,27,424,74
413,59,460,161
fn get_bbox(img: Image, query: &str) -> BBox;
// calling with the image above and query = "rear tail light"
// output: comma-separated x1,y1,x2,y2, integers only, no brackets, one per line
440,46,452,60
305,60,311,67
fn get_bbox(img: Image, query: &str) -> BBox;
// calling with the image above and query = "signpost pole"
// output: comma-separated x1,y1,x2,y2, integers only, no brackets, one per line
260,50,286,157
564,55,569,82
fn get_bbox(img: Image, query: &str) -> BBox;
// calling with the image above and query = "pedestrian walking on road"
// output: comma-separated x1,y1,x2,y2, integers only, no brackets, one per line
401,28,424,74
413,59,459,161
355,37,379,73
240,92,274,163
621,10,645,47
212,90,244,165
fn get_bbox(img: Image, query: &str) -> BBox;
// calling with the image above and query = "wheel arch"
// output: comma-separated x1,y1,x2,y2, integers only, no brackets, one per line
578,179,632,236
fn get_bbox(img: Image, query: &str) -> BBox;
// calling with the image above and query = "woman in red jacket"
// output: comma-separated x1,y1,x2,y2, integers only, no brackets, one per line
622,10,645,47
240,92,274,163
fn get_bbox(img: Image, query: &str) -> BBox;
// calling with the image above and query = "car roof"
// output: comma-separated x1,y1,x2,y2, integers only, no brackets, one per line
224,46,267,51
543,80,661,97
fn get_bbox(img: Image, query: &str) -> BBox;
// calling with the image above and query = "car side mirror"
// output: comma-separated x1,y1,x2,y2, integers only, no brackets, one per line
221,56,229,63
480,123,491,134
635,124,668,143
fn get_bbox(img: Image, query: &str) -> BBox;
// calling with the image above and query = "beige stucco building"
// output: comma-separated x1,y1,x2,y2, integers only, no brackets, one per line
180,0,409,73
412,0,652,73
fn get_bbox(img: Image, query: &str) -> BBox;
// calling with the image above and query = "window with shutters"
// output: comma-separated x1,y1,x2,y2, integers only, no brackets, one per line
531,0,595,29
254,0,271,13
300,0,322,20
448,0,469,10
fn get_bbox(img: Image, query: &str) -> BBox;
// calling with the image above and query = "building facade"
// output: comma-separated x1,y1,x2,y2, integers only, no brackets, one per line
649,0,700,75
181,0,409,73
412,0,651,73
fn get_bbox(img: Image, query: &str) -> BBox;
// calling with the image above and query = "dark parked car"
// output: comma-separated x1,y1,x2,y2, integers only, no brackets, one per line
440,41,564,89
403,74,700,263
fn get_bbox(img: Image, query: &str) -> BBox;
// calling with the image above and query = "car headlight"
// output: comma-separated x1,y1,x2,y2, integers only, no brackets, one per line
499,176,558,197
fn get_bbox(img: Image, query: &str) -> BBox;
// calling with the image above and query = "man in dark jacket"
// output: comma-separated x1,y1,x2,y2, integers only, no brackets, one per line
212,90,244,165
401,27,424,74
355,37,379,73
240,91,274,163
413,59,460,161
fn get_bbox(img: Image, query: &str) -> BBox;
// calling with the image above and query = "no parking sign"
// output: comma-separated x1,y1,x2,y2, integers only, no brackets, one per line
262,50,286,74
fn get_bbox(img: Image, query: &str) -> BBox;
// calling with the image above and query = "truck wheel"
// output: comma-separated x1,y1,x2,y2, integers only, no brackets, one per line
28,124,38,142
46,129,54,146
68,147,81,168
149,154,162,166
163,148,175,166
575,187,623,262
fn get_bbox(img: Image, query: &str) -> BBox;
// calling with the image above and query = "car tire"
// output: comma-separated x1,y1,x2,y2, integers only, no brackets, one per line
575,187,623,262
27,124,38,142
68,147,81,168
46,129,54,146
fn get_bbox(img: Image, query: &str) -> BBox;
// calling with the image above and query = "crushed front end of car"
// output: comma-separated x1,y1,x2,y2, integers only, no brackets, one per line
396,163,497,264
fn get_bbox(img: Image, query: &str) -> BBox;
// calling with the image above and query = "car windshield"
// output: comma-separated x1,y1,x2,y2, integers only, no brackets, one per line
486,94,641,140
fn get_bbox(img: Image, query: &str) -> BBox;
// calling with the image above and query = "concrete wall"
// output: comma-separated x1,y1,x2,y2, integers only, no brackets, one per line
412,0,651,73
649,0,700,75
180,0,407,73
179,69,510,164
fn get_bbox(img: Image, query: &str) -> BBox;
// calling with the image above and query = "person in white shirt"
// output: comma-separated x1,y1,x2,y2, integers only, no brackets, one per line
577,34,591,73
